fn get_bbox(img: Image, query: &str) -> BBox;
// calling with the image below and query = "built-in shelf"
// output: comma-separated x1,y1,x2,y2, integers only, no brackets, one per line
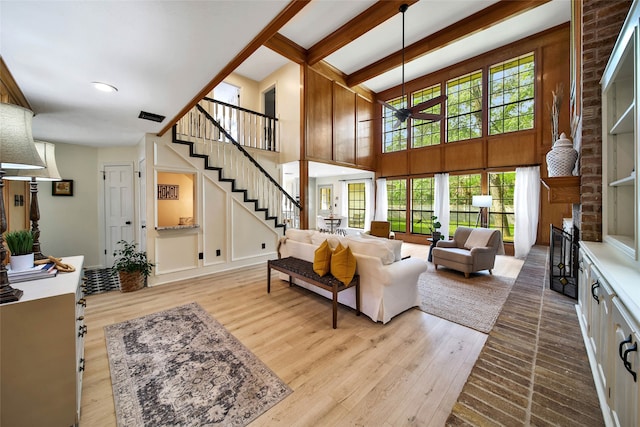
610,101,635,134
155,224,200,231
541,176,580,204
609,174,635,186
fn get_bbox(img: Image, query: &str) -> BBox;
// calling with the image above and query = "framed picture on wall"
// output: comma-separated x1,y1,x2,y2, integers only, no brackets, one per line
52,179,74,196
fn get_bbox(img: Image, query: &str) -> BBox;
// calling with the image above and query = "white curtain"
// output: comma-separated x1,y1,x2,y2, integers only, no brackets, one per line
514,166,540,259
340,180,348,217
364,179,373,230
374,178,388,221
434,173,450,240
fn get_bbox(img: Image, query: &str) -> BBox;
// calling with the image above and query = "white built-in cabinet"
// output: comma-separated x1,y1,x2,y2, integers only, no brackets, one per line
601,0,639,258
0,256,85,427
577,3,640,426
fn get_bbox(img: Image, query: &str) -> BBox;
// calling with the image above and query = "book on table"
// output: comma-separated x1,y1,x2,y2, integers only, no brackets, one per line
7,262,58,283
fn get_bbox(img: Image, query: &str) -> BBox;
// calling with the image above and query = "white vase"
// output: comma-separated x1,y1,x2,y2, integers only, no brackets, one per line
10,253,35,272
546,133,578,177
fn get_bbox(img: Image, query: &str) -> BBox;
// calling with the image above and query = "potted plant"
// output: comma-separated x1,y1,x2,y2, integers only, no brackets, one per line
5,229,35,271
111,240,155,292
430,215,444,242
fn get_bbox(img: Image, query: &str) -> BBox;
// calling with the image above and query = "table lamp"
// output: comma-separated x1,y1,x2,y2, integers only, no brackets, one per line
0,103,45,303
4,141,62,260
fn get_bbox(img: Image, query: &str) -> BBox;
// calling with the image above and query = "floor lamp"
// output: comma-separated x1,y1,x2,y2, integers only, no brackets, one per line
472,195,492,228
4,141,62,260
0,103,45,303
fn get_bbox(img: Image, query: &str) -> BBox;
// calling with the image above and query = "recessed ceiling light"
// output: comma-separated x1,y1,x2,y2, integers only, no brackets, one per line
92,82,118,93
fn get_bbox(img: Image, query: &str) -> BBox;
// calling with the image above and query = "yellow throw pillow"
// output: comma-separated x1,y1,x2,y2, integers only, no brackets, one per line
313,240,332,276
331,245,356,285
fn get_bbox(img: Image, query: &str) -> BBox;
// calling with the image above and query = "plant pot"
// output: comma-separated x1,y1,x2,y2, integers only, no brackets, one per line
432,232,442,242
118,271,145,293
9,253,34,272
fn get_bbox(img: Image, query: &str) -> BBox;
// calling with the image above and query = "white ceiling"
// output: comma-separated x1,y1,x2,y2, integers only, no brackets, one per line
1,0,570,148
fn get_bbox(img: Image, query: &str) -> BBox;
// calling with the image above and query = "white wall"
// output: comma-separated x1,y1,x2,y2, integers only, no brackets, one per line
38,142,101,266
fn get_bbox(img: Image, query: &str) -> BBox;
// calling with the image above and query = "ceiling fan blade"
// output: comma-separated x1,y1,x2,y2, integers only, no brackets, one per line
412,112,443,122
409,95,447,113
377,99,400,113
392,118,403,129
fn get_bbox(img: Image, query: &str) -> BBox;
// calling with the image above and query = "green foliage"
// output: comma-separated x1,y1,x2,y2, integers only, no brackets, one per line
111,240,155,278
430,215,441,233
5,229,34,256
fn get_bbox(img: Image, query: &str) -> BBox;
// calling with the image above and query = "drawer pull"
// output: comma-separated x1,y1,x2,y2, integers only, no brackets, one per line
591,281,600,304
77,298,86,307
78,325,87,337
619,335,637,382
79,358,85,372
77,315,84,321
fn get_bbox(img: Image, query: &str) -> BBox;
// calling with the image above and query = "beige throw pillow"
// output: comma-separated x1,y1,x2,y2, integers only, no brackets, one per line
464,228,494,250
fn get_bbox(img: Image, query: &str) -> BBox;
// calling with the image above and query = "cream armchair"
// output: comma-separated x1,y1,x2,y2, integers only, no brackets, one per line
432,227,504,278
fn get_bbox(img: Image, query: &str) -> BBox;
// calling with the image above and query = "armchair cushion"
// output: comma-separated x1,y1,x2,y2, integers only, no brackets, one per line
463,228,495,250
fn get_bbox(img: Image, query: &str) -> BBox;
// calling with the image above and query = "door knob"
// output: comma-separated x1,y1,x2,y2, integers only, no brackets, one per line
126,221,131,225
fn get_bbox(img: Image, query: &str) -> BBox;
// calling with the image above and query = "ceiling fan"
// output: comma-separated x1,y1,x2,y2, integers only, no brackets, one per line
373,3,446,129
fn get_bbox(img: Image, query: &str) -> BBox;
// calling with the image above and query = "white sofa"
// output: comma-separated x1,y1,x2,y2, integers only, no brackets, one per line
277,229,428,324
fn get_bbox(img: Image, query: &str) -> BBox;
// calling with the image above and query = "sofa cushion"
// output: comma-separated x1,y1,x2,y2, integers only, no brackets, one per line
310,232,343,249
313,240,332,276
285,228,315,243
331,244,356,285
346,236,395,265
463,228,494,250
360,233,403,262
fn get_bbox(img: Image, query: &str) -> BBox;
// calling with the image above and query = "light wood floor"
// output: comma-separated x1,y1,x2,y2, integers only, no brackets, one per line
80,243,523,426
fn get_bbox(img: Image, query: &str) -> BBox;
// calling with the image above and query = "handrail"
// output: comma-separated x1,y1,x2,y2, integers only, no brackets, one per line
195,103,300,210
202,97,278,121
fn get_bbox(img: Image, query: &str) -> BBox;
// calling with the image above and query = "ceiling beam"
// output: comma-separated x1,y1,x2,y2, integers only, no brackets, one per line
159,0,311,136
346,0,551,88
264,33,307,64
306,0,419,66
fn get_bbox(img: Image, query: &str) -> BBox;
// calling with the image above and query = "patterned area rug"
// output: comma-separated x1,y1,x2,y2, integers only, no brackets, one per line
84,267,120,295
417,268,516,333
104,302,291,426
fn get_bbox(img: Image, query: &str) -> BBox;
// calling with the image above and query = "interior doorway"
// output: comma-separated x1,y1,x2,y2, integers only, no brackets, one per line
103,164,134,267
264,86,276,149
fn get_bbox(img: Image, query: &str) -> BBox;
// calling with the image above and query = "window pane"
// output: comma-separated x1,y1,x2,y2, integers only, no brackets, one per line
488,171,515,242
411,177,435,234
446,71,483,143
448,174,482,235
411,84,442,148
488,53,535,135
386,179,407,232
347,183,366,229
382,97,407,152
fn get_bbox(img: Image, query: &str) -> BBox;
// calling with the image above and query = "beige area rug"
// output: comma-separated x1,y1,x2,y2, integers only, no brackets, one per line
105,302,291,427
417,268,516,333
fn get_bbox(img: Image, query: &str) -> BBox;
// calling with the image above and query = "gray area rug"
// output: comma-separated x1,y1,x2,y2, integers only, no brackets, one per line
417,268,515,333
104,302,291,426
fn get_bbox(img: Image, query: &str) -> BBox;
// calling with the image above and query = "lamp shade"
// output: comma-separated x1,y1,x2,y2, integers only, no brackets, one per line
0,103,45,169
472,195,492,208
4,141,62,181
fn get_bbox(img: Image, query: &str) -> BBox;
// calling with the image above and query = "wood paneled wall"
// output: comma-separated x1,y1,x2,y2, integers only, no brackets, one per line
372,25,572,246
304,64,375,171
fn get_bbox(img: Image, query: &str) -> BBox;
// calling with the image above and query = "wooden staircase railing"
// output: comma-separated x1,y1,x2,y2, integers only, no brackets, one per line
173,101,300,231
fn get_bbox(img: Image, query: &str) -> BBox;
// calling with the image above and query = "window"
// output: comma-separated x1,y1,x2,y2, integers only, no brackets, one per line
382,97,407,153
347,182,366,229
411,177,435,234
411,85,442,148
448,174,481,235
447,71,483,142
386,179,407,232
489,53,535,135
488,171,515,242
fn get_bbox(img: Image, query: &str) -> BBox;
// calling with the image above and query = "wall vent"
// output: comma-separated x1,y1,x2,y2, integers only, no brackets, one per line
138,111,165,123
